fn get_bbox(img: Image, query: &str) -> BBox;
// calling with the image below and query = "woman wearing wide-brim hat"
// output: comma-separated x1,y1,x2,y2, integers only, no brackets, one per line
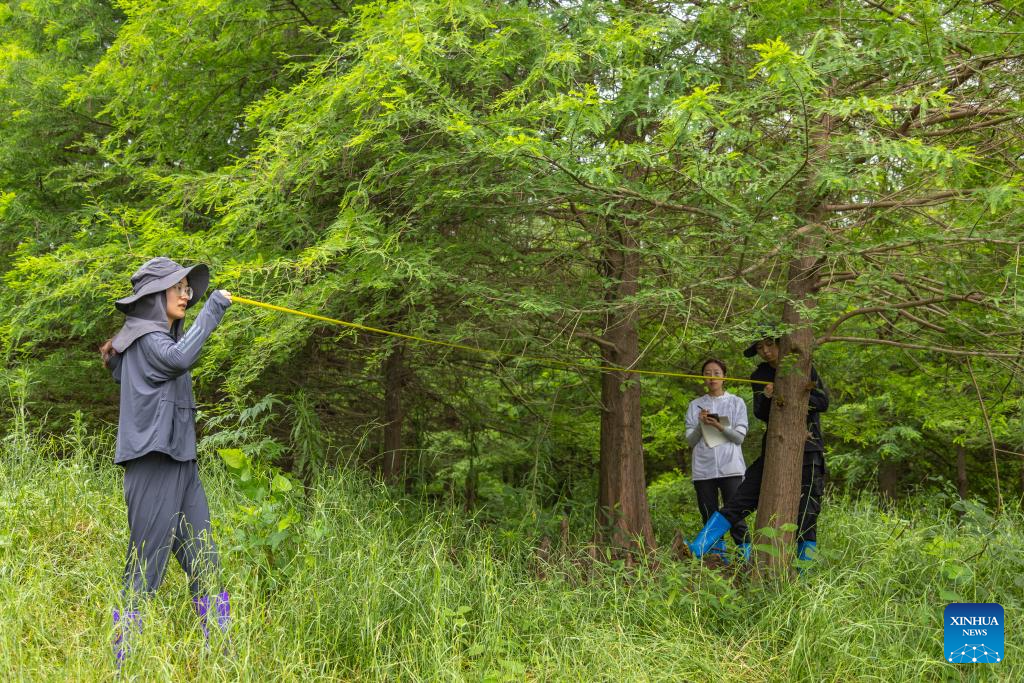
99,256,233,666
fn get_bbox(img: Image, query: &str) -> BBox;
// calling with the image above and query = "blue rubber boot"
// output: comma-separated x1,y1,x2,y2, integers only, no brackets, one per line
686,511,732,558
797,540,817,562
708,539,729,564
736,543,752,562
796,541,817,575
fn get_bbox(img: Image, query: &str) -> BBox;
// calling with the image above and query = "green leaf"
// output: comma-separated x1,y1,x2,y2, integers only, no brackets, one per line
219,448,247,470
271,473,293,493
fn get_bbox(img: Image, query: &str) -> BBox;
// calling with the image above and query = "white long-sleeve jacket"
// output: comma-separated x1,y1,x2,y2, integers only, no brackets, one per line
685,392,749,480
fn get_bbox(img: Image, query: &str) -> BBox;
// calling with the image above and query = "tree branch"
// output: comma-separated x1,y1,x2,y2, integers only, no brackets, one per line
573,331,620,353
817,335,1024,358
821,294,981,339
526,154,724,221
823,190,963,212
917,106,1012,128
918,115,1020,138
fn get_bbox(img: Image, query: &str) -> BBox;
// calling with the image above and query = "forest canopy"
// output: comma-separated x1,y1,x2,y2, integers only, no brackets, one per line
2,0,1023,548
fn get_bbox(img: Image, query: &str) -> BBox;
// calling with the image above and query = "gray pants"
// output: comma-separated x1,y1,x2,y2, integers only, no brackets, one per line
122,452,219,599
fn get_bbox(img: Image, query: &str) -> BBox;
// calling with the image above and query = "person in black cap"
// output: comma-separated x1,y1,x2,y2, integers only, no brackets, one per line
99,257,233,665
684,332,829,565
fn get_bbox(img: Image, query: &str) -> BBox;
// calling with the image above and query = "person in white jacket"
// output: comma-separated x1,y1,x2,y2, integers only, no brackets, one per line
684,358,751,559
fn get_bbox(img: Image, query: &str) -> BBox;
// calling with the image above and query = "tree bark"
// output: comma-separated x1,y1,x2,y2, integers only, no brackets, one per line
956,445,968,500
381,342,406,484
753,107,833,576
752,251,820,574
596,228,655,556
879,459,901,502
1020,451,1024,499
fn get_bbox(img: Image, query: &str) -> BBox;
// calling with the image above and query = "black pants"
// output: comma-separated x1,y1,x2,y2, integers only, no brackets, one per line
693,476,750,545
719,452,825,543
122,452,219,599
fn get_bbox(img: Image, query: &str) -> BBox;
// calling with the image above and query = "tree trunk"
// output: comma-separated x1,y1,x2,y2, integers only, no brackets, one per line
753,101,834,577
956,445,968,500
381,342,405,483
596,229,655,556
752,255,819,575
1018,447,1024,499
879,459,901,502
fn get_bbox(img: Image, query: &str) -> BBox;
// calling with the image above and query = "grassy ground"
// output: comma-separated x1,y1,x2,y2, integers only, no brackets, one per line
1,431,1021,682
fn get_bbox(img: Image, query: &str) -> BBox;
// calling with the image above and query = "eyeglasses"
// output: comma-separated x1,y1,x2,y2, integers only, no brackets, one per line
171,283,194,300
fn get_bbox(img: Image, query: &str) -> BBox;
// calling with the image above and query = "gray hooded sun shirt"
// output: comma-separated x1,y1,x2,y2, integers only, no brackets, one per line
108,289,230,465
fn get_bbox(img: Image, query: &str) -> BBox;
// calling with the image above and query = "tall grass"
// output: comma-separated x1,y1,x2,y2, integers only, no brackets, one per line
1,425,1021,681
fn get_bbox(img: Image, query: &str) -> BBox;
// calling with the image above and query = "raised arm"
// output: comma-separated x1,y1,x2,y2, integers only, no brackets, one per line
138,290,231,382
752,382,772,423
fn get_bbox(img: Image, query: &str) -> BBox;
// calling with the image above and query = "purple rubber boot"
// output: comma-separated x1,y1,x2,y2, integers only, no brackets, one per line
214,591,230,632
193,591,231,647
192,595,211,641
112,608,141,668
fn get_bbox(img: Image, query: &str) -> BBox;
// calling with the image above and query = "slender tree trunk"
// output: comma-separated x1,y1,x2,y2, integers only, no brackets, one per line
879,460,901,502
596,229,655,556
956,445,968,500
465,429,478,511
381,342,405,483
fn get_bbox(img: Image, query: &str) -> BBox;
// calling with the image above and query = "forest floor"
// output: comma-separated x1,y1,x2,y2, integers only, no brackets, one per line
1,437,1021,682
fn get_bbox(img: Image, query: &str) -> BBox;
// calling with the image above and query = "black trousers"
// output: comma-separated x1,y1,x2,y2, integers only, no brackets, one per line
122,452,219,599
693,476,750,545
719,452,825,543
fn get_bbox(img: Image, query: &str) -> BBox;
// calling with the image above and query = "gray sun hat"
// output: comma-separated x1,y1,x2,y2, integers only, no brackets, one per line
114,257,210,314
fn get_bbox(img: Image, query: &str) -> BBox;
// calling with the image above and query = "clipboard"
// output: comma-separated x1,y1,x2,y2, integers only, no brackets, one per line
700,415,731,448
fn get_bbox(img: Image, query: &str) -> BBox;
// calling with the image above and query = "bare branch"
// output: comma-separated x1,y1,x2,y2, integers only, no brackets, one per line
573,331,620,352
859,235,1023,255
526,154,724,221
814,271,862,289
821,294,982,339
918,115,1020,137
823,191,963,212
917,106,1012,127
895,307,947,333
817,335,1024,358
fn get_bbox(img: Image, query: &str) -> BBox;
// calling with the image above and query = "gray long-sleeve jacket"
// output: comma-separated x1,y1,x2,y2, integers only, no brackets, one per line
108,290,231,464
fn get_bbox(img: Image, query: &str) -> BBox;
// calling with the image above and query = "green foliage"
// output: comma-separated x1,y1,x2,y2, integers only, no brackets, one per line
217,446,303,584
1,0,1023,516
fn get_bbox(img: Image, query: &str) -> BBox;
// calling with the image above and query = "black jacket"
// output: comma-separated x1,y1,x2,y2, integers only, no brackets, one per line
751,361,829,454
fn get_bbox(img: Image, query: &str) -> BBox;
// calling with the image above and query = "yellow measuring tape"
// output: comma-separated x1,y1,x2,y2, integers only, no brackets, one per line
232,295,770,386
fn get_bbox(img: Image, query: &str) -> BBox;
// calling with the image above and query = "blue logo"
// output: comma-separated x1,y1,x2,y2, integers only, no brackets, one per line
944,603,1004,663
